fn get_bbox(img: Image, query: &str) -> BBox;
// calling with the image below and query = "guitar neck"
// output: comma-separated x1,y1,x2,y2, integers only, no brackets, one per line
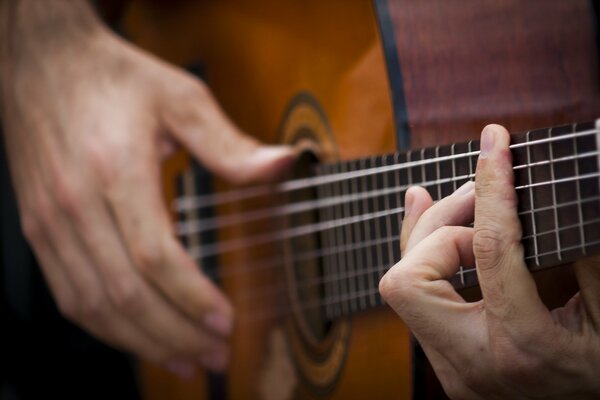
316,120,600,319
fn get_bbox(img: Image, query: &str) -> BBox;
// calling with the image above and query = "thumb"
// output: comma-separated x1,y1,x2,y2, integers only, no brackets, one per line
161,79,296,184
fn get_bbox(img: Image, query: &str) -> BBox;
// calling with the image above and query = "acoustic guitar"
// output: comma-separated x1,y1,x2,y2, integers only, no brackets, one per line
116,0,600,398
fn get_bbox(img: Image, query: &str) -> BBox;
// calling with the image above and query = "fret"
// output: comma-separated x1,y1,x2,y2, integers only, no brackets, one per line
381,155,395,291
451,144,458,192
422,148,435,198
453,142,471,188
331,162,348,316
350,159,367,310
420,148,426,184
395,152,406,261
340,162,358,312
525,130,541,267
308,120,600,312
574,122,600,256
573,125,587,256
548,128,562,261
438,145,454,197
318,164,335,319
530,128,560,267
386,154,400,263
359,158,377,307
370,156,385,306
435,146,442,200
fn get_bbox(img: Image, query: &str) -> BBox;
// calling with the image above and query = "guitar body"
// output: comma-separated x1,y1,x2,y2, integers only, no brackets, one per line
119,0,600,398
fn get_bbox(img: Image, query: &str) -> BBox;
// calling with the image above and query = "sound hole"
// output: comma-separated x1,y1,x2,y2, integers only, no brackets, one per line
286,149,331,343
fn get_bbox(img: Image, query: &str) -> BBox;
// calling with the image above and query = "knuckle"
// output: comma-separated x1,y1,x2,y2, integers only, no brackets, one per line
492,338,543,386
55,295,80,321
84,138,119,185
473,225,506,270
32,196,56,229
132,242,165,276
78,292,105,320
379,266,417,311
460,368,493,396
20,213,41,242
54,177,83,218
108,279,143,316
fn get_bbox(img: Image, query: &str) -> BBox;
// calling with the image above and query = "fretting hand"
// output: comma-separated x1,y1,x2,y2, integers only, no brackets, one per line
380,125,600,399
0,1,294,376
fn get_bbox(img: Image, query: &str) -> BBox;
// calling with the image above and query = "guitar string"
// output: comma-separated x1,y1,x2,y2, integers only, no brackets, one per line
177,130,600,322
212,214,600,304
183,169,600,260
198,191,600,282
233,234,600,325
188,171,600,306
234,236,600,325
174,126,598,211
176,149,600,235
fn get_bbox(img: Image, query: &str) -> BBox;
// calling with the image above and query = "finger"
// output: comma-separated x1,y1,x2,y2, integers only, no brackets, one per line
573,255,600,329
14,138,172,362
474,124,550,329
404,181,475,253
400,186,433,254
105,143,234,337
69,184,229,368
160,75,296,184
35,205,171,363
381,226,476,325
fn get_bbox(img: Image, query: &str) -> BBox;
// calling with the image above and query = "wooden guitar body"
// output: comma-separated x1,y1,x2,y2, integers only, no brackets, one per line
119,0,600,398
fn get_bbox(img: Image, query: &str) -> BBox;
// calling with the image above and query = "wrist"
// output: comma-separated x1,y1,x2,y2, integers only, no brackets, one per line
0,1,106,88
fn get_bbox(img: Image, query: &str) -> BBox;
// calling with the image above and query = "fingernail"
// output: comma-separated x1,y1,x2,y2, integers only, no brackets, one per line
252,146,295,166
404,189,414,216
480,126,496,159
204,312,233,337
166,360,196,380
200,351,229,372
453,180,474,196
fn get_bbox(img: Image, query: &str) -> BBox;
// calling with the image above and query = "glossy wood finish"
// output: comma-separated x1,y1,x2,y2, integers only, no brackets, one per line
124,1,410,399
123,0,600,398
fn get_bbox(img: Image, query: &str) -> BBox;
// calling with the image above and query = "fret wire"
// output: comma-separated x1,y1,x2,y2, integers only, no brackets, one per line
467,141,474,181
420,148,426,185
331,163,347,316
234,212,600,304
435,146,442,201
450,144,457,192
323,165,336,319
205,210,600,308
239,225,600,324
371,157,388,303
293,237,600,317
176,145,600,239
176,127,600,212
548,128,563,261
186,171,600,260
340,162,357,312
179,147,600,237
371,156,384,306
350,159,366,309
407,150,413,187
383,156,395,299
526,131,541,267
573,125,587,255
360,158,376,307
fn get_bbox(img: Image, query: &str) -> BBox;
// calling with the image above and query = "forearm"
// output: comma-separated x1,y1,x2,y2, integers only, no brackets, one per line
0,0,104,113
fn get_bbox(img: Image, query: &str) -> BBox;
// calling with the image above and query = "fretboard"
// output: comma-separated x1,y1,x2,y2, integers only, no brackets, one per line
316,120,600,320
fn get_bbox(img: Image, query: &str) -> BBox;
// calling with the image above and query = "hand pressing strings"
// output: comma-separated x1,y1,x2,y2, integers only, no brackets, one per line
380,124,600,399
